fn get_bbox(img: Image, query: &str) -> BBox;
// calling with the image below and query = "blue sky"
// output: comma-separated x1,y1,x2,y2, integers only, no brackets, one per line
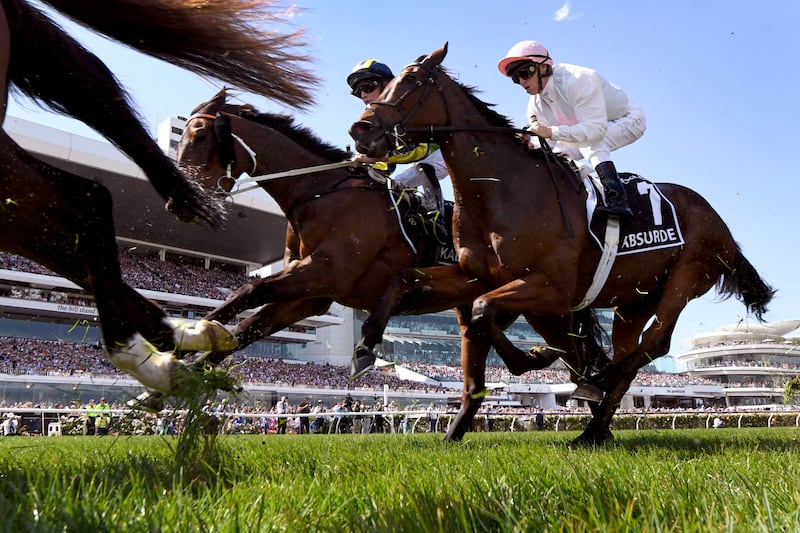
9,1,800,363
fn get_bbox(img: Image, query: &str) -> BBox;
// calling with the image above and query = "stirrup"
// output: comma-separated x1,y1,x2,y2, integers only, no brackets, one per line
596,199,633,217
571,383,604,403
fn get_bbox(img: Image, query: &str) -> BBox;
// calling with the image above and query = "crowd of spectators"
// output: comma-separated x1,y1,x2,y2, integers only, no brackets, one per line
0,336,447,392
0,334,755,392
0,251,792,393
1,251,250,300
117,250,248,300
401,360,721,388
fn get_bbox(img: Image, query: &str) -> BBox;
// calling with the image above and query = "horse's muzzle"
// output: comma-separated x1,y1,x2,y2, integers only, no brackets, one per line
349,120,390,158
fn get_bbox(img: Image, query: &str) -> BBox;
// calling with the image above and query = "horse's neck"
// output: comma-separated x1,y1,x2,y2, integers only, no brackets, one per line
441,134,579,233
441,135,539,200
249,137,337,213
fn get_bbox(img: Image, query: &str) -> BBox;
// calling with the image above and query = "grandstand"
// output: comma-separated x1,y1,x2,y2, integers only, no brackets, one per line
675,320,800,407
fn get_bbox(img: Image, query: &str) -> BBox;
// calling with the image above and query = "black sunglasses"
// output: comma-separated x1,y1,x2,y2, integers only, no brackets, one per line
511,64,538,84
351,79,382,97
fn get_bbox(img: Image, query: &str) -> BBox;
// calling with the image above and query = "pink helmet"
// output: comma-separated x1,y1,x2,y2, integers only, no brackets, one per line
498,40,553,76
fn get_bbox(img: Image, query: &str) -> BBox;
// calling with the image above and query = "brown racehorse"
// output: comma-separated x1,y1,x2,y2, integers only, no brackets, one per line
172,89,507,375
349,43,774,445
0,0,313,394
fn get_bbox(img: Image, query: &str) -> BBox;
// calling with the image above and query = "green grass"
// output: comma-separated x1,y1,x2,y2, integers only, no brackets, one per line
2,428,799,532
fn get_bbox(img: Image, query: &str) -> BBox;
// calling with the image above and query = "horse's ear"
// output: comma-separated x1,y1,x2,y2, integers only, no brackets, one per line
423,42,448,68
211,88,227,105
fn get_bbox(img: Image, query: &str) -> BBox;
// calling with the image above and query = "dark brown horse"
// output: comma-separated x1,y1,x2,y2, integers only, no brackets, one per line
172,89,504,375
0,0,313,394
349,43,774,445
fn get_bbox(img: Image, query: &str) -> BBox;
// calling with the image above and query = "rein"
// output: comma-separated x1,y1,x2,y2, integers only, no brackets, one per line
185,112,362,196
370,62,576,237
231,160,359,195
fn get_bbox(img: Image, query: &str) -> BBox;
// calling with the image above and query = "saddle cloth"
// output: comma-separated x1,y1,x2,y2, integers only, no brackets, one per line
388,187,457,266
586,173,684,255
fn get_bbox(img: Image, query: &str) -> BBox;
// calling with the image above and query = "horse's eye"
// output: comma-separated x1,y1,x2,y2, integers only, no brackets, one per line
188,122,211,140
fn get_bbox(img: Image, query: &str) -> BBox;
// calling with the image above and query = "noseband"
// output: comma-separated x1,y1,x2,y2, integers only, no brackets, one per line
184,112,258,192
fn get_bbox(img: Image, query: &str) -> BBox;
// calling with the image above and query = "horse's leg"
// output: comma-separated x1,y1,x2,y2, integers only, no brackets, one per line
573,371,637,446
573,309,667,447
204,298,333,366
517,312,607,402
21,157,179,353
4,1,220,224
469,276,590,373
175,256,343,351
444,305,492,442
579,260,723,445
353,265,486,379
494,312,576,375
120,285,178,351
0,149,187,393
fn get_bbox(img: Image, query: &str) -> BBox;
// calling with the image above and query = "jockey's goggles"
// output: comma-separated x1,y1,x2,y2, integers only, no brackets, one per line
511,64,538,84
351,79,382,97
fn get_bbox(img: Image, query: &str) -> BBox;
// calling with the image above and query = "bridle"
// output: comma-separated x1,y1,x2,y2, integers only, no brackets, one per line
365,61,449,151
182,108,381,220
364,61,528,151
184,112,258,193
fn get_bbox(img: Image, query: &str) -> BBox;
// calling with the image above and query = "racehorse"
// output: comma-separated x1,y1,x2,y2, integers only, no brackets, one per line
173,88,504,374
0,0,314,394
349,43,774,445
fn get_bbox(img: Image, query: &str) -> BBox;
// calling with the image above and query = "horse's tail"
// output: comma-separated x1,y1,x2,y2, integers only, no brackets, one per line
4,0,225,226
39,0,315,108
716,245,775,322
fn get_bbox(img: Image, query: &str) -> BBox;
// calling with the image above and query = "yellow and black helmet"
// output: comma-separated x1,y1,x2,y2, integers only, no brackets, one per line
346,59,394,89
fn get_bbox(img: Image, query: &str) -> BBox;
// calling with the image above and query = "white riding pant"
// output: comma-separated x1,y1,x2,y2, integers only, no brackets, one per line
551,103,646,168
392,149,449,187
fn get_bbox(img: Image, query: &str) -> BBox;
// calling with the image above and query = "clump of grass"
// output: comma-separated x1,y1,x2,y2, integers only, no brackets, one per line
161,361,242,487
784,376,800,404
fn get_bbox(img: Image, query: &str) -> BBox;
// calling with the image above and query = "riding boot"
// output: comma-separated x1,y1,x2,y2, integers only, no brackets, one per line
416,163,444,214
416,163,448,239
594,161,633,217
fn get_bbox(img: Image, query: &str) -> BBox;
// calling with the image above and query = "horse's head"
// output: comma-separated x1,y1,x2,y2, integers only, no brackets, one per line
176,88,255,196
349,43,451,158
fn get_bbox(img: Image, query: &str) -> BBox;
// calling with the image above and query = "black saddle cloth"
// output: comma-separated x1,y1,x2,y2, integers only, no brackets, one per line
393,190,456,266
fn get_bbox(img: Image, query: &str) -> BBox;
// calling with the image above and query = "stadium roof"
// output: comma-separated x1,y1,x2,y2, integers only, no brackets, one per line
7,117,288,267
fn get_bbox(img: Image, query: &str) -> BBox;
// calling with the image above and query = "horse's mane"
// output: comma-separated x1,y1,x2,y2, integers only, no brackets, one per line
227,105,350,163
455,81,515,130
442,71,566,167
426,64,511,129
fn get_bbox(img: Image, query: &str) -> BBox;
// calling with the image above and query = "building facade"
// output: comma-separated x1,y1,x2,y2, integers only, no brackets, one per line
675,320,800,407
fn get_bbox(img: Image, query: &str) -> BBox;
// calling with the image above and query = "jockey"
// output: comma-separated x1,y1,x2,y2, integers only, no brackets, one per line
498,41,646,217
347,59,448,215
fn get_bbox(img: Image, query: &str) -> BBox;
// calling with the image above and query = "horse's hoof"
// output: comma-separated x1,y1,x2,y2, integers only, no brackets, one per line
571,383,605,403
350,347,376,381
127,390,166,412
109,334,191,394
570,429,614,447
172,319,238,352
526,346,564,367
